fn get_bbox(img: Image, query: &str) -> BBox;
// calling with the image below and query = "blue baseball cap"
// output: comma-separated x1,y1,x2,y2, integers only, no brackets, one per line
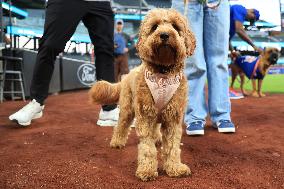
253,9,260,21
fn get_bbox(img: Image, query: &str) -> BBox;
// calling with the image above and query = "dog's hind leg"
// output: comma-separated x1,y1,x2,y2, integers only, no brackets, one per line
154,123,162,145
230,68,237,89
110,86,134,149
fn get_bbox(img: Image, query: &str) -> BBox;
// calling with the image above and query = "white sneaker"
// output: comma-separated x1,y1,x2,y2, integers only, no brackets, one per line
9,99,44,126
97,107,119,127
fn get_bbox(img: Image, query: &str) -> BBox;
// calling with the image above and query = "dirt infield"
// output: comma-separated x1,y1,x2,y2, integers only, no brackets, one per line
0,90,283,189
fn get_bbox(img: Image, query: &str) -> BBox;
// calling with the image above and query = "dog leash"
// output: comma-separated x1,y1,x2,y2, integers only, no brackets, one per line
184,0,189,17
184,0,222,17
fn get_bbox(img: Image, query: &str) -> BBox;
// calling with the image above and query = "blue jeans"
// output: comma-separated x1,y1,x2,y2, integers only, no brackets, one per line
172,0,231,124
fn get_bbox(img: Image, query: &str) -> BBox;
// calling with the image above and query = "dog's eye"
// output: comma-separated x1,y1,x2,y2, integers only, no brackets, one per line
151,24,158,32
172,24,180,31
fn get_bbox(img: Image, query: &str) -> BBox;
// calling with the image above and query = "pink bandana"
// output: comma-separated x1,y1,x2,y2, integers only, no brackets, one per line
144,69,183,112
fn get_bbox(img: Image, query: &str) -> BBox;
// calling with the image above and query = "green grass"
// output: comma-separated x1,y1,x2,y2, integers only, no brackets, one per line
229,74,284,94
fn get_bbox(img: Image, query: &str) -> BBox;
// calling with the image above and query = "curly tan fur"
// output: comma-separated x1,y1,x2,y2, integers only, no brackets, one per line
88,81,120,105
89,9,196,181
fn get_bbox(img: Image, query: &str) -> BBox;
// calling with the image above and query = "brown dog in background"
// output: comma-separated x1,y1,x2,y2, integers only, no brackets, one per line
230,47,280,97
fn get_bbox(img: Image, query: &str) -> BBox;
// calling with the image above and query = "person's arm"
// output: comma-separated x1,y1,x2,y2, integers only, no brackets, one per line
235,21,262,53
122,32,132,53
123,33,133,48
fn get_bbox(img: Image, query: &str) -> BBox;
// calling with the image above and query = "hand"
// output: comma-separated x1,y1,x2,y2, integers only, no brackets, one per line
253,46,263,54
230,50,240,60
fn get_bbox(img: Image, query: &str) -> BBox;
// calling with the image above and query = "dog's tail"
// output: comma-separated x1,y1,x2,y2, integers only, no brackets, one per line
89,81,121,105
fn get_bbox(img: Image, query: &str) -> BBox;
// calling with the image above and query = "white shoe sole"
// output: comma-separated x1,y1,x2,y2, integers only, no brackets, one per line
97,119,118,127
218,127,236,133
9,111,43,126
186,130,204,135
229,96,244,100
97,120,136,127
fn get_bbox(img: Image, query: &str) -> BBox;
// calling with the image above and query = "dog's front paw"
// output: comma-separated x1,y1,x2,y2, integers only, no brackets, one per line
164,163,191,177
136,168,158,181
251,91,259,98
242,90,249,96
259,92,266,97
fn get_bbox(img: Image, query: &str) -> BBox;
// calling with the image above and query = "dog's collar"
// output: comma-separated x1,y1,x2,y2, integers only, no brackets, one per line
144,68,183,112
147,62,178,74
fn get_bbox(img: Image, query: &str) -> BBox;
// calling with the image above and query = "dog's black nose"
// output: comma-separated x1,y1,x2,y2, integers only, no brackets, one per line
160,32,169,41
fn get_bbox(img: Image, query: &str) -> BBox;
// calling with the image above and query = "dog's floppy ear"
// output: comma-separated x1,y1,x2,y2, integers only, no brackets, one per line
184,28,196,57
171,9,196,57
136,36,142,55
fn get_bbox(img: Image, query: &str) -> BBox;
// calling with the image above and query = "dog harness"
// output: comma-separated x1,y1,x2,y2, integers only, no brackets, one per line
144,69,183,113
236,56,264,79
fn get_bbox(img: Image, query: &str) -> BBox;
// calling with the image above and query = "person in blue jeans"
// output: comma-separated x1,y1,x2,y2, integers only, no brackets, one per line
172,0,235,135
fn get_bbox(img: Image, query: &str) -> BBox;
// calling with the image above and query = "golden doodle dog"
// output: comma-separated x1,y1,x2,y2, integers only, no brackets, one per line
89,9,196,181
230,47,280,97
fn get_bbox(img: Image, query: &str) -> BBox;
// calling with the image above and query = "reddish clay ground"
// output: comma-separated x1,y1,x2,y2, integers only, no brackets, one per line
0,90,283,189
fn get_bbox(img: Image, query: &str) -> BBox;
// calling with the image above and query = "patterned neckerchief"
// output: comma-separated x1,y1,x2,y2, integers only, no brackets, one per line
144,69,183,113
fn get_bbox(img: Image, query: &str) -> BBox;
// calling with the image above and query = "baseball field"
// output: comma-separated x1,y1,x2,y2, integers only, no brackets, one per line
0,89,283,188
231,74,284,93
